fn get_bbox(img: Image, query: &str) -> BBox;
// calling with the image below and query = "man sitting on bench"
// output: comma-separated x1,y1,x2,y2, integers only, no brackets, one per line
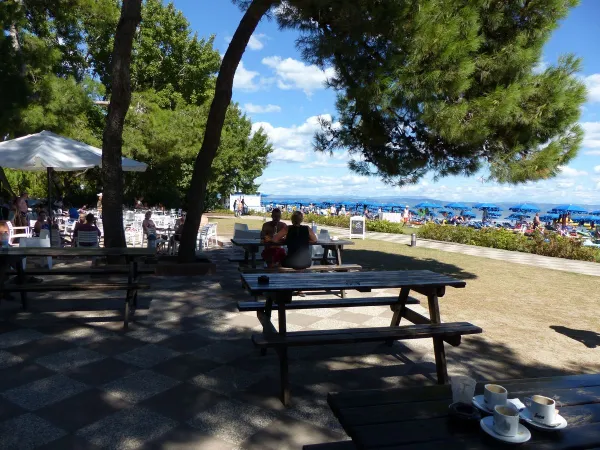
261,208,287,267
272,211,317,269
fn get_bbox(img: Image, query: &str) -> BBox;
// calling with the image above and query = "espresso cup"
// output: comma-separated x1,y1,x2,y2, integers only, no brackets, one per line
493,405,520,437
484,384,508,410
525,395,557,426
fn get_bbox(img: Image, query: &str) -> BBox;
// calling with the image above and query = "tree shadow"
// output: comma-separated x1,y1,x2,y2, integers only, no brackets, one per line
550,325,600,349
342,249,477,280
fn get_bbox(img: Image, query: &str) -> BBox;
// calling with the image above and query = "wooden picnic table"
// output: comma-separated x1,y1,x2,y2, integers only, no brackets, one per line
231,237,354,268
0,247,154,327
241,270,480,405
327,373,600,449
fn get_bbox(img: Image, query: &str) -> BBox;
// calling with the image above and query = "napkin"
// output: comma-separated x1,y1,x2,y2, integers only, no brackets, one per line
507,398,526,411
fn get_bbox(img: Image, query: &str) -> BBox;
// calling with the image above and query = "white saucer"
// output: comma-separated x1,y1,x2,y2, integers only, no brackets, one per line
480,416,532,444
472,395,494,414
520,408,567,431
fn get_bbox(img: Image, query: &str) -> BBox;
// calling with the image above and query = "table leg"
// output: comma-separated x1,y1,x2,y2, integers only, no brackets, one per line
335,246,347,298
427,292,448,384
259,295,274,356
320,245,329,265
16,257,27,310
276,292,290,406
387,288,410,346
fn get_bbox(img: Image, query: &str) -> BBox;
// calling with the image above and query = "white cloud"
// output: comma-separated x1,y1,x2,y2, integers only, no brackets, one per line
243,103,281,114
300,152,348,169
583,74,600,103
261,56,335,95
233,61,261,92
558,166,588,177
252,114,336,163
533,61,548,74
226,33,267,51
261,174,372,195
582,122,600,153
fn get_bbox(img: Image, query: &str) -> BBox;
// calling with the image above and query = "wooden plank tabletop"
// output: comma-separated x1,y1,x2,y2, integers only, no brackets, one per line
327,373,600,449
0,247,154,257
231,238,354,247
241,270,466,294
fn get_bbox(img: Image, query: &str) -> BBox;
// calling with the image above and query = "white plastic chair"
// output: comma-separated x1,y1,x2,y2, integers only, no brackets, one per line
6,221,30,246
20,237,52,269
207,223,218,246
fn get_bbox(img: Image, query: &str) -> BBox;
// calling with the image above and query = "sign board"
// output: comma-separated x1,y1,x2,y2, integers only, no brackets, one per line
349,216,366,239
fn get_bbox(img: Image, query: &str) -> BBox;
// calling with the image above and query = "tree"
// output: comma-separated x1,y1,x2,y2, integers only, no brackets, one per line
179,0,276,261
283,0,586,185
101,0,142,248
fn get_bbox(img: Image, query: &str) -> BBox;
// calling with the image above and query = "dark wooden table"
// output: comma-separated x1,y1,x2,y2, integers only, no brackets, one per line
231,237,354,268
328,373,600,449
242,270,467,385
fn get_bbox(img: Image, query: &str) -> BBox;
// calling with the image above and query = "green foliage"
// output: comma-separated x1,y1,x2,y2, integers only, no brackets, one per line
280,0,585,186
0,0,271,209
418,223,600,262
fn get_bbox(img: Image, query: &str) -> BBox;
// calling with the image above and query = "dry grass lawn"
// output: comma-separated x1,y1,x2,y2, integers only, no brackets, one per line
211,216,600,380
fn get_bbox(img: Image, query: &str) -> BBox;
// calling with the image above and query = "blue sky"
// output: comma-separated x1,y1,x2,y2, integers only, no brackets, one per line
175,0,600,204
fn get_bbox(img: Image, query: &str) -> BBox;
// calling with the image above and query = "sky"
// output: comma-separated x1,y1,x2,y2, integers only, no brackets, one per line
174,0,600,204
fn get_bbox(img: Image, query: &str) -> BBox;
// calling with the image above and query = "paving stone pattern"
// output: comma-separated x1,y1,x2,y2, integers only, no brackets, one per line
0,247,444,449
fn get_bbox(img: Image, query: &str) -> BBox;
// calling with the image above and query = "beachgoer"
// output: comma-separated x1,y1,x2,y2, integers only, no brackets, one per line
33,212,49,237
533,212,541,229
402,205,410,226
273,211,317,269
73,213,101,246
261,208,288,267
142,211,157,247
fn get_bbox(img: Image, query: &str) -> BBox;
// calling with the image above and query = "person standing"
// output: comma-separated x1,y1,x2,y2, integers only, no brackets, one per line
15,191,29,226
233,199,238,216
402,205,410,227
533,212,541,229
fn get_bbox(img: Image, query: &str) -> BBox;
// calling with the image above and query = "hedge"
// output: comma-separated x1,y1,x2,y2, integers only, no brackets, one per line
417,223,600,263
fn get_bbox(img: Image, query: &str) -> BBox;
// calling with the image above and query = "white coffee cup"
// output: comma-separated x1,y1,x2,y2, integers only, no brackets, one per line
484,384,508,410
493,404,520,437
525,395,557,426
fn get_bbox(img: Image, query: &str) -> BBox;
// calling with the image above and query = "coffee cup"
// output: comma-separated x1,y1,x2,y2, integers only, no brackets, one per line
493,405,520,437
484,384,508,410
525,395,557,426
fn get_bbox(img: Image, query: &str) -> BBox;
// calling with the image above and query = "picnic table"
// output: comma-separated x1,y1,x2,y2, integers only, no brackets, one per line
0,247,154,327
239,270,481,405
231,237,354,268
327,373,600,449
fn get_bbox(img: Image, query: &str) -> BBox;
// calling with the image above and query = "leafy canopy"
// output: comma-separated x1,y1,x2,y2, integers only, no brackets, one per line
278,0,586,185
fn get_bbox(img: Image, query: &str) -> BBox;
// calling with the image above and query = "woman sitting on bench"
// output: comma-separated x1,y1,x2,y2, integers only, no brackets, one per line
273,211,317,269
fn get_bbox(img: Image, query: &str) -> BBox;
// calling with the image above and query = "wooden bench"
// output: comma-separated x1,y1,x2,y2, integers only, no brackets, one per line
7,266,155,276
238,296,420,312
229,256,337,265
303,442,355,450
0,281,149,328
252,322,481,405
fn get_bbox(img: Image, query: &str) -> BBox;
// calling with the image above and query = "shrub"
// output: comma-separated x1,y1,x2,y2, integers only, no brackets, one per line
418,223,600,263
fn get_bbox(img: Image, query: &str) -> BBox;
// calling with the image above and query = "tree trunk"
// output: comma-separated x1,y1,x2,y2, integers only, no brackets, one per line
9,0,26,77
101,0,142,248
178,0,275,262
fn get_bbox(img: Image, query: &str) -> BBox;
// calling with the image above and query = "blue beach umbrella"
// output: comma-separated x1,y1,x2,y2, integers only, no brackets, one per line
445,202,469,209
509,203,540,213
462,211,476,218
540,213,559,221
476,203,501,211
437,209,453,215
551,204,588,214
487,212,502,218
507,213,530,220
414,201,441,209
590,210,600,215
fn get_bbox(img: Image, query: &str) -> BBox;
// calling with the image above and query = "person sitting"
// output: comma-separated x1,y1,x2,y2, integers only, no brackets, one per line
32,212,50,237
169,212,186,249
68,205,79,220
73,213,101,246
273,211,317,269
261,208,288,267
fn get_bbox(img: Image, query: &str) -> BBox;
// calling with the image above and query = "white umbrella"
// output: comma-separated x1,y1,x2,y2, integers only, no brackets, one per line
0,130,147,171
0,131,147,241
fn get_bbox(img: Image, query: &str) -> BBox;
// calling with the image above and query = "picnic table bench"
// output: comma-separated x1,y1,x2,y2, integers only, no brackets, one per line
230,237,354,268
327,373,600,449
0,247,154,328
239,270,482,405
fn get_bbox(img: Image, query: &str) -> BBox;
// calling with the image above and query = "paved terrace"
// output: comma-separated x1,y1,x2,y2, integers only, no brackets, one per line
0,243,590,449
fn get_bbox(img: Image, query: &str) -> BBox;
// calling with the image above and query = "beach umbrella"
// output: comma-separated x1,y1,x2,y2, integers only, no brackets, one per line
551,204,588,214
445,202,469,209
476,203,501,211
462,211,476,218
487,212,502,218
414,201,441,209
507,213,530,220
509,203,540,213
590,210,600,215
437,209,452,215
540,213,559,221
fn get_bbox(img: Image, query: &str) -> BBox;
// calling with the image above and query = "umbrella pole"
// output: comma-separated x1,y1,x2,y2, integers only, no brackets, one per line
47,167,52,244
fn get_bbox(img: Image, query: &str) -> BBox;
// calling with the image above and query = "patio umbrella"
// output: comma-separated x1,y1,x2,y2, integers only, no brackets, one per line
475,203,501,211
509,203,540,213
550,204,588,214
445,202,469,209
0,131,147,239
414,201,441,209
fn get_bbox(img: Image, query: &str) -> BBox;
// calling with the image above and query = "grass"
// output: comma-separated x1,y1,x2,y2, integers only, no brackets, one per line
211,216,599,378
